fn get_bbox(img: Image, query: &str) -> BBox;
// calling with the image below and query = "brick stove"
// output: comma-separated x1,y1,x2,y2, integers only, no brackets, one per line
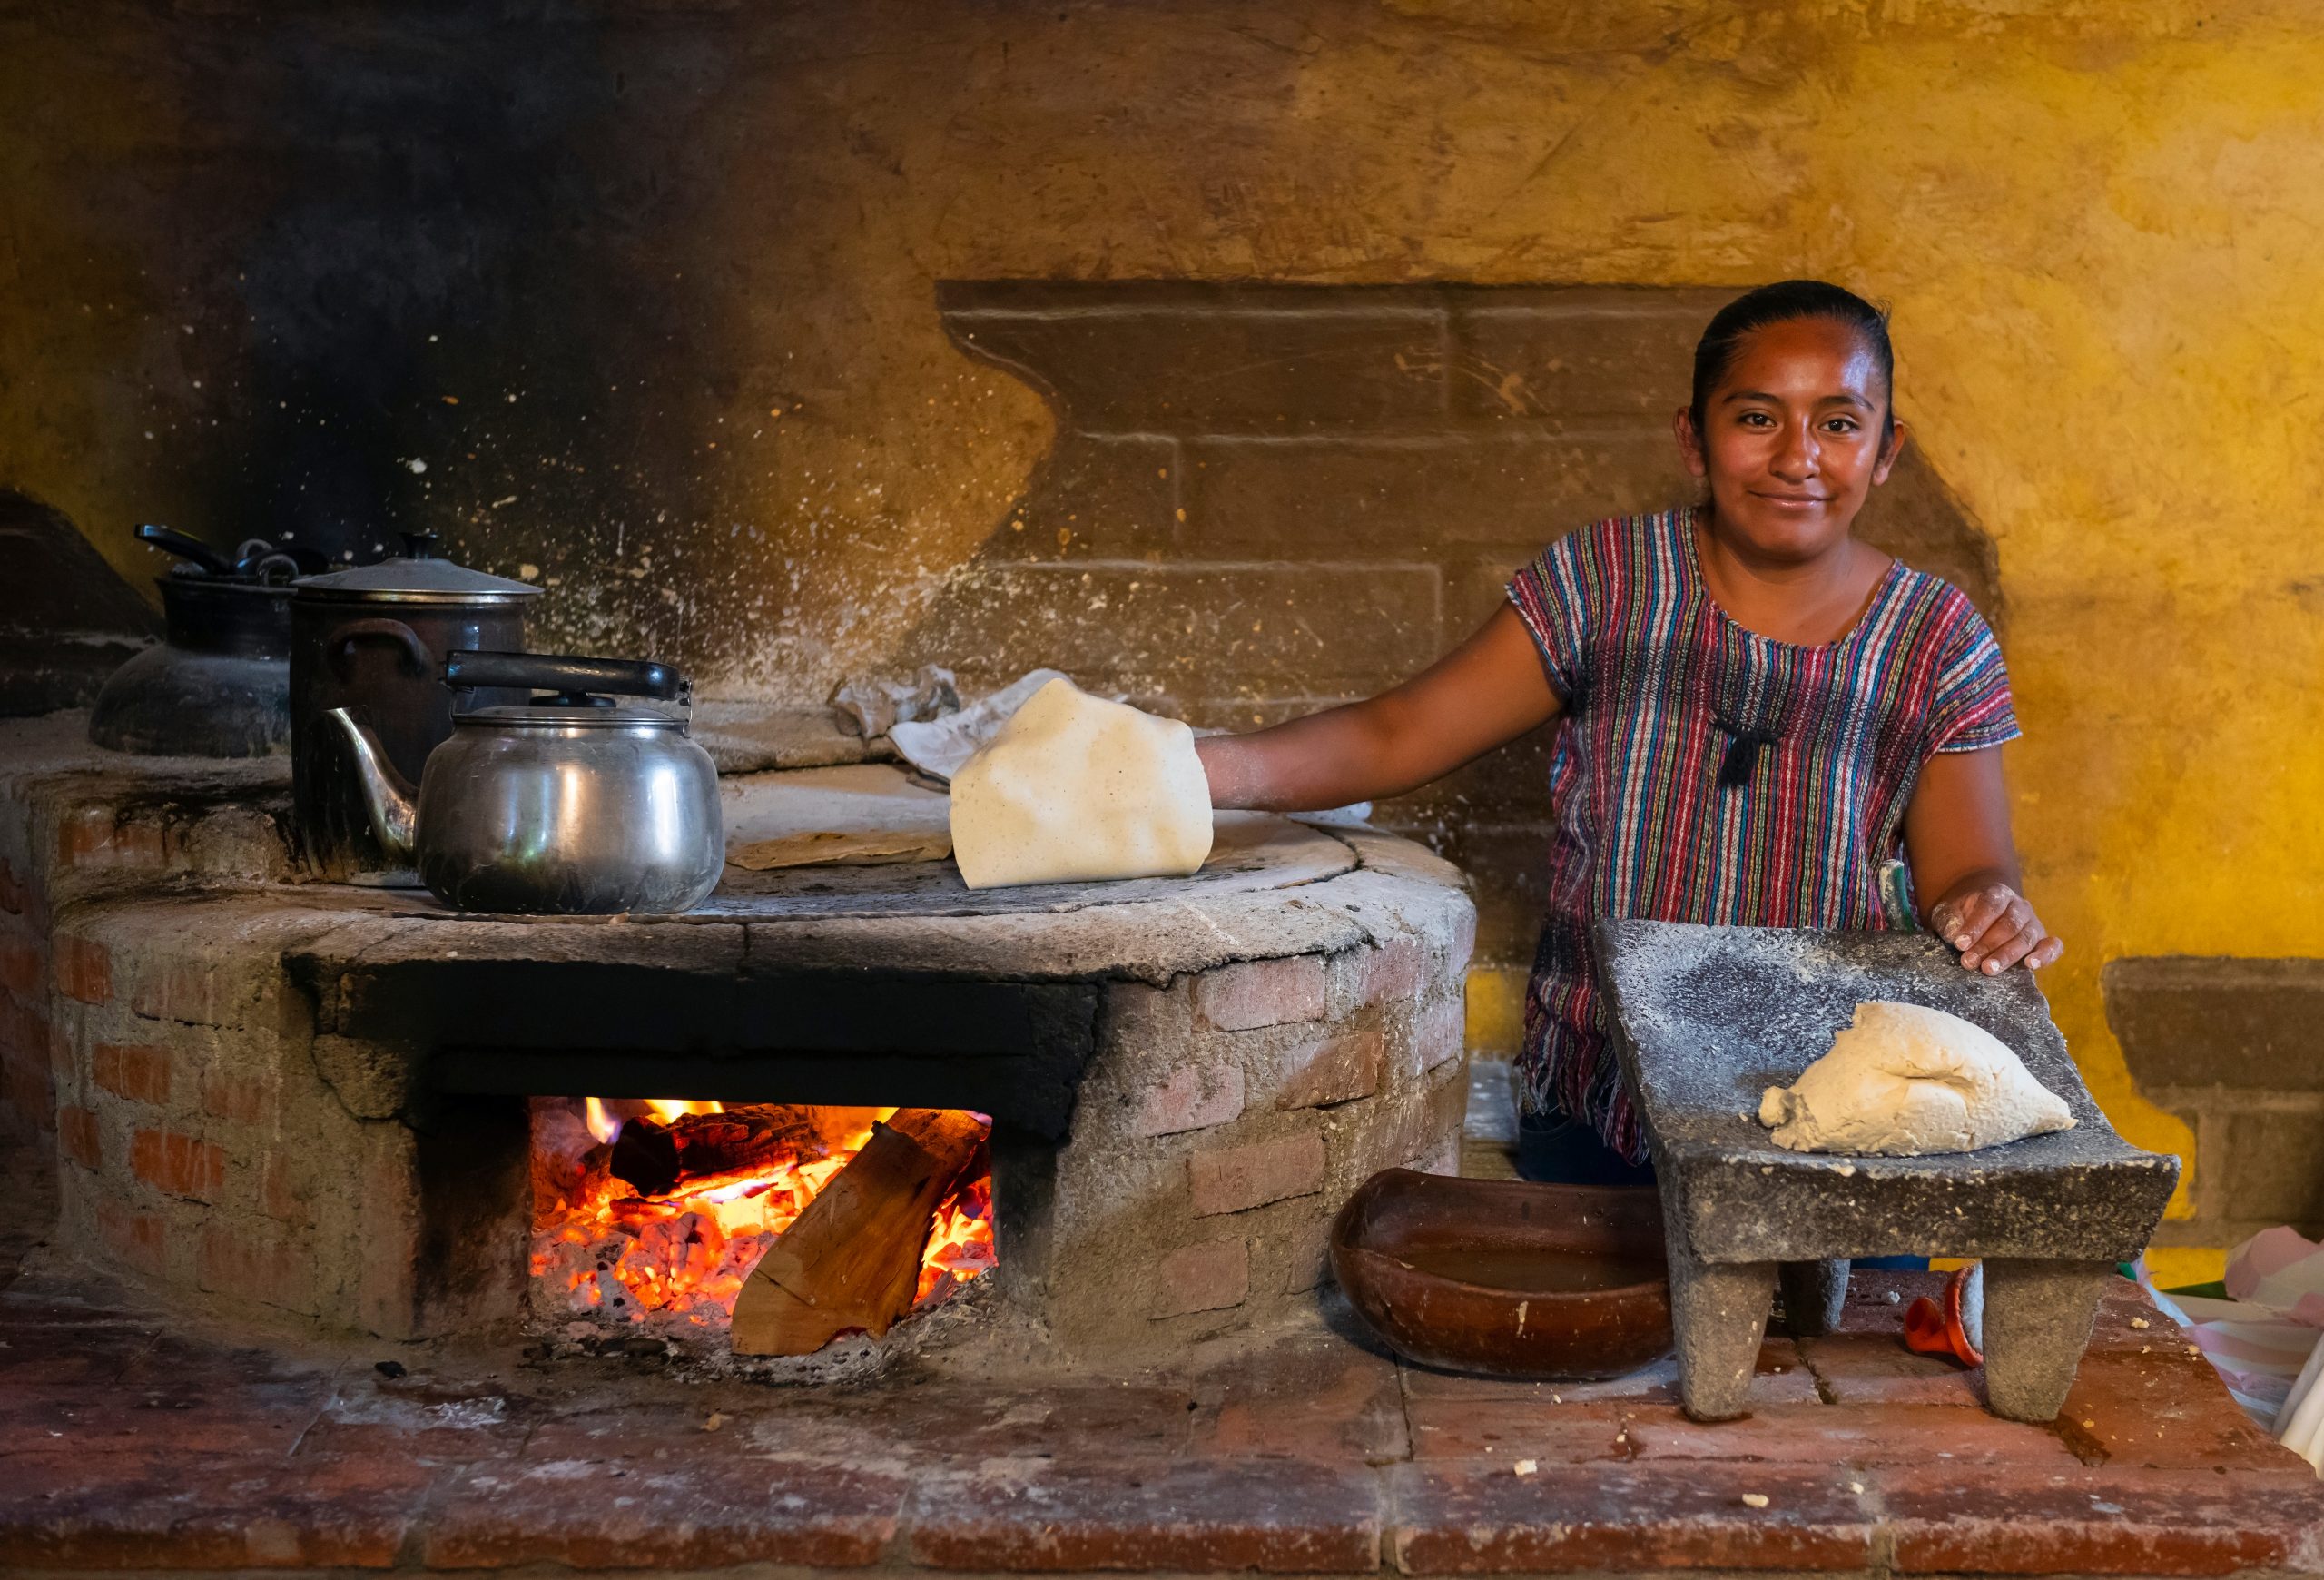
0,712,1473,1370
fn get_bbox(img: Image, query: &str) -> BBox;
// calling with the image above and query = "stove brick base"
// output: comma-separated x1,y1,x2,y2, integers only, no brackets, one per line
47,894,471,1337
1,715,1474,1361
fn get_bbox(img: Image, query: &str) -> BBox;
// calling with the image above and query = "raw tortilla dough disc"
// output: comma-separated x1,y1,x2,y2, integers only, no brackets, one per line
949,677,1213,890
1758,999,2075,1156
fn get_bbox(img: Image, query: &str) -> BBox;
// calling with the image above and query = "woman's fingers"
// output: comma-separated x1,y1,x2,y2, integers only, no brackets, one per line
1953,888,2024,969
1933,882,2064,973
1974,916,2045,975
1935,887,2011,953
1961,913,2024,970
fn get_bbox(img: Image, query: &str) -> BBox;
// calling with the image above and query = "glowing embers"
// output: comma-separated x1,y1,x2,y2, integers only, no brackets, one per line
528,1097,994,1347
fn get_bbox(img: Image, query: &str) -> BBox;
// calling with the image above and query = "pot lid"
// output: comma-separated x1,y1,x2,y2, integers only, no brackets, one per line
295,531,541,600
456,702,687,730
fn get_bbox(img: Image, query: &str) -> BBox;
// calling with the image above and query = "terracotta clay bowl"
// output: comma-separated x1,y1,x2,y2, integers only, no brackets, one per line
1329,1169,1673,1379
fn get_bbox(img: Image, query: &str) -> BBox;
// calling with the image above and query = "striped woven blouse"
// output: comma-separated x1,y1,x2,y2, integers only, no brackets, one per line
1505,506,2021,1162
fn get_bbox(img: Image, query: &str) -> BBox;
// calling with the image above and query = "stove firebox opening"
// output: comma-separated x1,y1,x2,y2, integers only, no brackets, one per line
528,1096,996,1353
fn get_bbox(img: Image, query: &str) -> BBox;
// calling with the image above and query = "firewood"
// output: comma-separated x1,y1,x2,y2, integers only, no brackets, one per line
531,1101,611,1214
729,1108,988,1356
607,1104,831,1198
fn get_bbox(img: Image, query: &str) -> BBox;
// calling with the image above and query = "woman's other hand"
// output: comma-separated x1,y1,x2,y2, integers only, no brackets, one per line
1929,880,2063,974
1901,746,2062,973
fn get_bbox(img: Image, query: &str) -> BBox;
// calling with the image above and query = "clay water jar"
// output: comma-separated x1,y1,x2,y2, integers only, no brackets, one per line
1330,1169,1672,1379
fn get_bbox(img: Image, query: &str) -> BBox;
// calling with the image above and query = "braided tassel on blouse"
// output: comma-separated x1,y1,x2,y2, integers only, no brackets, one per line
1718,726,1781,788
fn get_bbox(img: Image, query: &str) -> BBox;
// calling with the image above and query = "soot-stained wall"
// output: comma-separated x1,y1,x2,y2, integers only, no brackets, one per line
7,2,2323,1275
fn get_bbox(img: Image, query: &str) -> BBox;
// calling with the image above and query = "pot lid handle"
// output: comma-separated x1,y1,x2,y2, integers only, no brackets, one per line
135,523,235,576
443,649,691,707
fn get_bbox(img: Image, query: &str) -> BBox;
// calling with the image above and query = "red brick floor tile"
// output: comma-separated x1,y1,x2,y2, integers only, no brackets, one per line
1876,1465,2324,1575
1750,1337,1826,1404
1397,1342,1816,1407
0,1290,161,1330
0,1448,441,1567
526,1401,773,1463
2092,1291,2193,1357
1388,1461,1876,1572
0,1378,329,1456
2083,1279,2173,1348
1406,1398,1632,1463
1799,1333,1983,1406
1625,1403,2082,1466
123,1333,340,1391
2057,1349,2305,1471
904,1457,1381,1572
424,1455,908,1568
1399,1358,1675,1403
1192,1334,1407,1462
297,1384,536,1461
743,1383,1196,1465
0,1318,161,1385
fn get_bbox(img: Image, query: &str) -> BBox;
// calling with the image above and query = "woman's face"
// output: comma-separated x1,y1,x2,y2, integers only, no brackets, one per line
1675,315,1907,562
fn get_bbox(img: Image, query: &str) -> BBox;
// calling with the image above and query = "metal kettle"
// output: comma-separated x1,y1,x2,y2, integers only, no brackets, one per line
326,650,723,915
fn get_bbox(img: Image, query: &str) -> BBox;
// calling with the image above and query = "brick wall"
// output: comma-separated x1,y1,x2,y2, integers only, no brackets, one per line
2106,957,2324,1249
0,812,56,1144
1057,889,1474,1340
0,729,437,1333
0,752,296,1150
911,282,2000,1045
44,893,424,1331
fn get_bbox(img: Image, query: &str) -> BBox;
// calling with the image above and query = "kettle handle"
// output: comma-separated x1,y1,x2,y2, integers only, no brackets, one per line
329,617,433,680
444,650,691,706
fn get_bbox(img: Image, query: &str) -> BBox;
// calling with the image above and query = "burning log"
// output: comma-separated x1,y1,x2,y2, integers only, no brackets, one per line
607,1104,837,1198
532,1101,612,1212
729,1107,988,1356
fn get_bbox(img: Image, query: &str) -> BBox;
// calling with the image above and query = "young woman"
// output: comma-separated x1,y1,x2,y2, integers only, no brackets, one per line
1195,281,2059,1184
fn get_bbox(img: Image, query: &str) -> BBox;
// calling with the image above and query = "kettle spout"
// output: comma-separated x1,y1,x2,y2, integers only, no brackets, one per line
324,707,419,863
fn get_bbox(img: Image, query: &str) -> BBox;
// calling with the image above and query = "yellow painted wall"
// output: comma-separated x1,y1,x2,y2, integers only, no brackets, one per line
7,3,2323,1271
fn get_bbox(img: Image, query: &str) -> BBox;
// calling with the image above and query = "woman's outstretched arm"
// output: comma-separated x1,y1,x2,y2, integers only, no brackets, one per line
1196,603,1563,812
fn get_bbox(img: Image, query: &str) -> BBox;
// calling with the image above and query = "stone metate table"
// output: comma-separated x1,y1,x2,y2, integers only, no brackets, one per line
1596,922,2179,1425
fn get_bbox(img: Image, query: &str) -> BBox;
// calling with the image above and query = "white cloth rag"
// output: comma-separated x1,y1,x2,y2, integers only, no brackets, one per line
887,669,1073,783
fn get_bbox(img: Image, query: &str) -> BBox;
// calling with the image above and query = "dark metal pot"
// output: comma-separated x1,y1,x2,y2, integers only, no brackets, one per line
89,526,306,758
290,532,540,880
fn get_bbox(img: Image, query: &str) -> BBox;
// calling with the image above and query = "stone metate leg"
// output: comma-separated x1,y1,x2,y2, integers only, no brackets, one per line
1667,1245,1777,1421
1777,1259,1849,1338
1980,1257,2114,1422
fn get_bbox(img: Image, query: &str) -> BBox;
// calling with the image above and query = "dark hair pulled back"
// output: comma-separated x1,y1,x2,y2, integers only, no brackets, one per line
1688,280,1895,439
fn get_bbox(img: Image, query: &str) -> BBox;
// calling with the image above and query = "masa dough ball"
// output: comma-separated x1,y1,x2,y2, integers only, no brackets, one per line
1758,1000,2075,1156
950,677,1213,890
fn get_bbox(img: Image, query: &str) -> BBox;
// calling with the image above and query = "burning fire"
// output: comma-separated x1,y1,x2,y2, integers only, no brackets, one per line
583,1095,722,1144
531,1098,995,1338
